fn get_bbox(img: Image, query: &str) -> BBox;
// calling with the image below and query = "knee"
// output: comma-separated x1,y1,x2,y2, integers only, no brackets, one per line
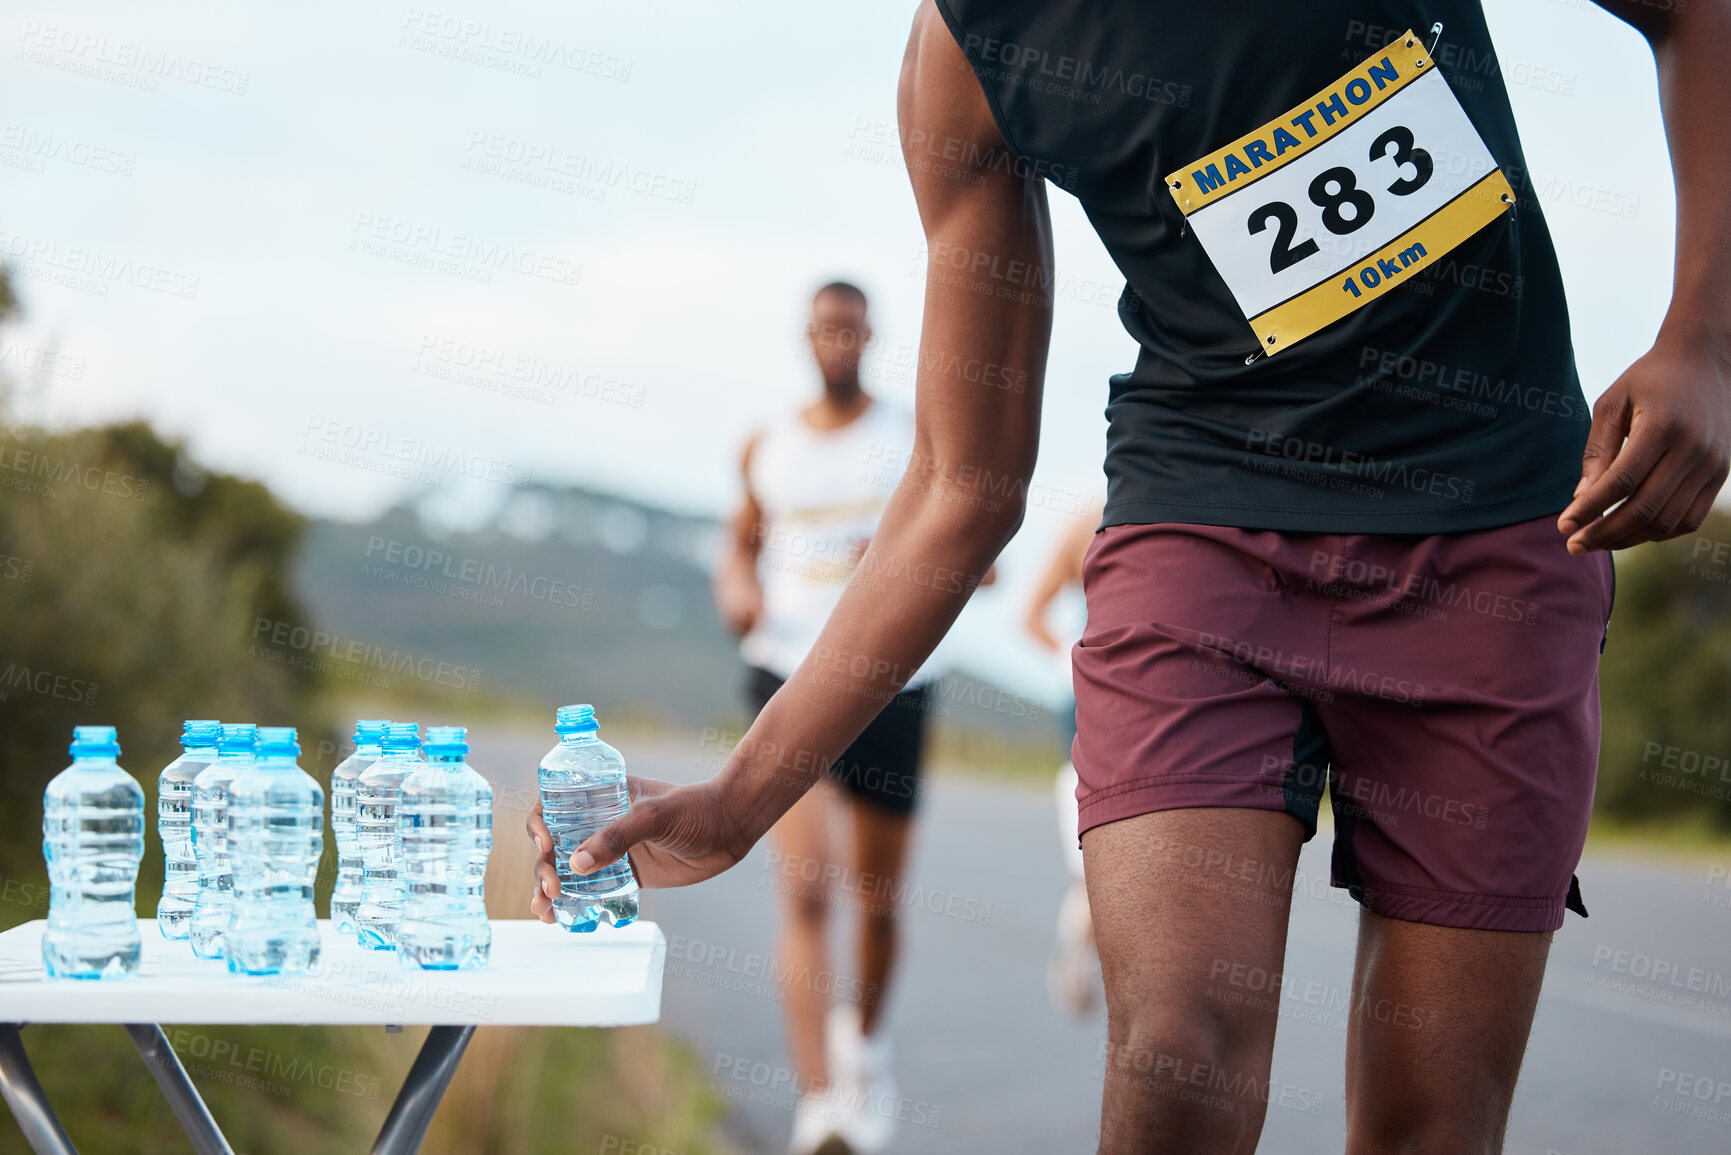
1102,1001,1265,1104
1106,970,1272,1056
858,895,900,935
782,885,831,930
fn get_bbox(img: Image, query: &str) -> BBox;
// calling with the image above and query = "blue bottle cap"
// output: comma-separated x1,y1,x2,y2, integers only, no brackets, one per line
182,720,221,747
218,723,258,755
423,726,468,757
256,727,300,757
381,721,421,752
69,725,119,757
353,718,390,744
554,704,597,734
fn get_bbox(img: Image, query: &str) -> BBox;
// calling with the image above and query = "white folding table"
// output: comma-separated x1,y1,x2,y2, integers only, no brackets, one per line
0,918,666,1155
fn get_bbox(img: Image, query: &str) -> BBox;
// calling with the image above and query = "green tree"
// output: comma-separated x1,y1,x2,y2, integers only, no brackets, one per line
1596,512,1731,831
0,419,320,902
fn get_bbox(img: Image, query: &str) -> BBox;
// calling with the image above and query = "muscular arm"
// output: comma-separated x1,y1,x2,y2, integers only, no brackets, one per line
1559,1,1731,551
1025,509,1100,653
714,435,766,637
541,0,1055,890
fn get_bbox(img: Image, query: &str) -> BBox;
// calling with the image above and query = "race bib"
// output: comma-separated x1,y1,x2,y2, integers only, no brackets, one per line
1165,30,1514,356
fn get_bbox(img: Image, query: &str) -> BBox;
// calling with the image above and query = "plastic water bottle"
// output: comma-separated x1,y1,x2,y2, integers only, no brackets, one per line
156,720,220,939
330,719,388,936
461,743,494,909
356,722,420,950
398,726,493,970
538,705,637,932
190,723,255,959
225,727,324,975
42,726,145,980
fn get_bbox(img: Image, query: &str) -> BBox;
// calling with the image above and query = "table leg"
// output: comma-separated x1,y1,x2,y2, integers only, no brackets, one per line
123,1024,234,1155
0,1024,78,1155
369,1025,474,1155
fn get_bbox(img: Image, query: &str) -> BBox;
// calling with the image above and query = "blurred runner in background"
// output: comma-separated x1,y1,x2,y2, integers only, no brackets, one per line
714,282,930,1155
1024,503,1103,1016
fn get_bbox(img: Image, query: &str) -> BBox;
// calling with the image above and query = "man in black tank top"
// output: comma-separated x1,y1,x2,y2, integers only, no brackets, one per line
542,4,1731,1151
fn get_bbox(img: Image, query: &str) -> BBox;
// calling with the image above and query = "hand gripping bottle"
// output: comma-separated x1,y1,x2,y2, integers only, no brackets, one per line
538,705,637,932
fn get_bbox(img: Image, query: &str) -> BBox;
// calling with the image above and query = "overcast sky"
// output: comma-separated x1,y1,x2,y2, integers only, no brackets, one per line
0,1,1684,698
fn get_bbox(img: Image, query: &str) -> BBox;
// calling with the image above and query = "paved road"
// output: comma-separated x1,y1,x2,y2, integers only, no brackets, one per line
473,726,1731,1154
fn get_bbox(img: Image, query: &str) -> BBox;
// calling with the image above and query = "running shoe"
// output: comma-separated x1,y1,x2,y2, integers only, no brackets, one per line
787,1090,852,1155
828,1003,898,1154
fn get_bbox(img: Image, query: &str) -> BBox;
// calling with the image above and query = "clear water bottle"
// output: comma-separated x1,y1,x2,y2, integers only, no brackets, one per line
190,723,255,960
398,726,493,970
356,721,420,950
538,705,637,932
225,727,324,975
330,719,388,936
42,726,145,980
462,741,494,910
156,720,220,940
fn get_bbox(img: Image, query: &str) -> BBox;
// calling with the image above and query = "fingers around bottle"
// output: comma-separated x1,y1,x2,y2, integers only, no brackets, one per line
526,800,551,855
575,800,656,875
622,776,676,804
534,856,562,902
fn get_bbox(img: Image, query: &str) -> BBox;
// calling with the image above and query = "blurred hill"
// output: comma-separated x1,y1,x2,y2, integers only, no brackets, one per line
291,484,1065,763
291,486,737,727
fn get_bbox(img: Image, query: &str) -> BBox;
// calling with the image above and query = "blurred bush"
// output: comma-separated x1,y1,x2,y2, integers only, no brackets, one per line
0,417,319,924
0,273,724,1155
1596,510,1731,832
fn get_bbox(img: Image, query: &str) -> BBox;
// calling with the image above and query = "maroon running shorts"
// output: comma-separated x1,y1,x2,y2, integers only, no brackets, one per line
1071,515,1615,933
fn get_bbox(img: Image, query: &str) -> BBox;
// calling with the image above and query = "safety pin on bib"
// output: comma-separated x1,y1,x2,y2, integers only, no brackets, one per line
1405,22,1444,67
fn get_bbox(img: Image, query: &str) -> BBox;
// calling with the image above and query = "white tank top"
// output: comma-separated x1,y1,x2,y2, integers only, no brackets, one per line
740,399,934,686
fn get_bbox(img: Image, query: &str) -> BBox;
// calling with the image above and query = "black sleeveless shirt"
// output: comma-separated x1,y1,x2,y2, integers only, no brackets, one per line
934,0,1588,533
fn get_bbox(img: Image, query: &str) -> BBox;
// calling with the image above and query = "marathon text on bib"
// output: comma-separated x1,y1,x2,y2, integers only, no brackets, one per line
1165,31,1515,356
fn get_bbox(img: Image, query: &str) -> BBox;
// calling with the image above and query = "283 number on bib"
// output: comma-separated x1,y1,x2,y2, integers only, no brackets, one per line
1166,32,1515,355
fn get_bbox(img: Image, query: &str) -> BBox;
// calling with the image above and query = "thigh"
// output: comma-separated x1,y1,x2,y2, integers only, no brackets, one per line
1084,808,1305,1147
1345,911,1551,1151
1085,806,1305,1031
753,664,847,909
1319,518,1613,932
850,799,914,902
769,778,838,914
1074,522,1337,843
